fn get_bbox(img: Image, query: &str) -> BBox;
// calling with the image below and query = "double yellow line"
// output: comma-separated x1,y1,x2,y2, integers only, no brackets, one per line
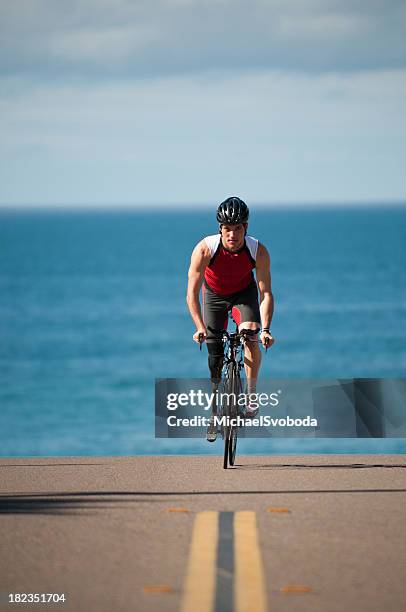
181,511,267,612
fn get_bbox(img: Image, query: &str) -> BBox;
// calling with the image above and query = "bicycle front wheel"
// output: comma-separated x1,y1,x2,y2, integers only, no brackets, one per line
222,364,240,469
228,367,242,466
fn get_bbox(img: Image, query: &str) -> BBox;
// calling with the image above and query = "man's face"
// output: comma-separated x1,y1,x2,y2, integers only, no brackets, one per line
220,223,247,251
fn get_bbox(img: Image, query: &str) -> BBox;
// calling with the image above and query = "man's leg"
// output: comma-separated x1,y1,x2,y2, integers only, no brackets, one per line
239,322,261,386
206,337,224,384
202,284,228,383
232,281,262,415
205,336,225,441
202,285,229,440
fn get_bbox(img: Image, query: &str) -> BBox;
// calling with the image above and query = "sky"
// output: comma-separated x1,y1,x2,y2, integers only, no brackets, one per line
0,0,406,207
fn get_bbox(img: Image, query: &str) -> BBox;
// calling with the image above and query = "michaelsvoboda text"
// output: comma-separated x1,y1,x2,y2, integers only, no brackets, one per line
167,415,318,428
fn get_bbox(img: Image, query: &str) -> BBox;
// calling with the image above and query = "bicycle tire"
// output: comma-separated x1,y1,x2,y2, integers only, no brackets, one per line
222,379,230,469
222,364,233,469
228,424,237,466
223,435,230,469
222,363,240,469
228,366,241,466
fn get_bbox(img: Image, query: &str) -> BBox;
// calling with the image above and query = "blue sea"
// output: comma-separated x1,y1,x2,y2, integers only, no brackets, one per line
1,206,405,456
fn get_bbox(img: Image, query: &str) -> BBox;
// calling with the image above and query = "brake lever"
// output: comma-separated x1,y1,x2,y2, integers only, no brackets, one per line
198,333,204,350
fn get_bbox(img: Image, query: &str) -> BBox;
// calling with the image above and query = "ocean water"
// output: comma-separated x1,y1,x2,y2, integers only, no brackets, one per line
0,206,405,456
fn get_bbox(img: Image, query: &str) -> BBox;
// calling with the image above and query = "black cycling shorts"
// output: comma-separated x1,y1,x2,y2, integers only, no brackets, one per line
202,279,261,342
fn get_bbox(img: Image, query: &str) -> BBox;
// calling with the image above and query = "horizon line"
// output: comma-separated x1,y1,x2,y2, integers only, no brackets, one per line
1,199,406,212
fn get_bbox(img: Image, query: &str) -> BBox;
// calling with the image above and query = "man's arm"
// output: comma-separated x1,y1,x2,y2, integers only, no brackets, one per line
186,240,211,343
256,243,275,346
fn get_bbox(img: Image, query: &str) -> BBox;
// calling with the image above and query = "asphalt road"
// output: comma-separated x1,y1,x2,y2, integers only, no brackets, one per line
1,455,405,612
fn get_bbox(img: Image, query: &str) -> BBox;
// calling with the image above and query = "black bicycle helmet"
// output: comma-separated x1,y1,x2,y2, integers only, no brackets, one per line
216,197,249,225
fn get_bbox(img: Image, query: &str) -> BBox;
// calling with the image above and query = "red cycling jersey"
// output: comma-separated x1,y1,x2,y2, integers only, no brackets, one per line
203,234,258,296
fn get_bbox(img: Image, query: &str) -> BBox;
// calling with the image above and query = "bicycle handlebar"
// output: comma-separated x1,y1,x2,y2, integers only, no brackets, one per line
223,328,271,354
222,327,259,340
196,328,271,352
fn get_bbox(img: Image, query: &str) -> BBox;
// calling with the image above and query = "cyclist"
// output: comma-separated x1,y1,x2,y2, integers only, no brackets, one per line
186,196,274,431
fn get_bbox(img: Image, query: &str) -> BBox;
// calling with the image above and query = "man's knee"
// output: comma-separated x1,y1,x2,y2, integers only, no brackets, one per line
239,322,260,342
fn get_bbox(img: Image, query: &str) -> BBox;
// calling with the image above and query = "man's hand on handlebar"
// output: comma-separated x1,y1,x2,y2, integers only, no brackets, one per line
193,328,207,346
260,331,274,350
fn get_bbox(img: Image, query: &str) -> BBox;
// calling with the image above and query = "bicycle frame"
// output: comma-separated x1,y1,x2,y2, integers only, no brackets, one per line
222,328,245,374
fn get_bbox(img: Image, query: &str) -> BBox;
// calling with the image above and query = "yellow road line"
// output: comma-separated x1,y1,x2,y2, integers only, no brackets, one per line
234,511,267,612
281,585,312,594
181,511,219,612
167,507,189,512
267,506,290,513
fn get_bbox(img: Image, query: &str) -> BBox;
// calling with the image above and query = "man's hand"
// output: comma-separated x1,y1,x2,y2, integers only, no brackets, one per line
193,328,207,344
260,331,274,348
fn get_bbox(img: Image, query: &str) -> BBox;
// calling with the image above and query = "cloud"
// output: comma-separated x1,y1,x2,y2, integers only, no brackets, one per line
0,0,406,79
1,68,405,204
1,2,405,205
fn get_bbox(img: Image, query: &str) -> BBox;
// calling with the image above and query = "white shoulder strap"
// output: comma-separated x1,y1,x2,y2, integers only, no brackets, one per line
204,234,221,258
246,236,259,260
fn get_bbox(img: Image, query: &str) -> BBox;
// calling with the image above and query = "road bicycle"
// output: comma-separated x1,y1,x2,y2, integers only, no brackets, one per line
199,318,269,469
